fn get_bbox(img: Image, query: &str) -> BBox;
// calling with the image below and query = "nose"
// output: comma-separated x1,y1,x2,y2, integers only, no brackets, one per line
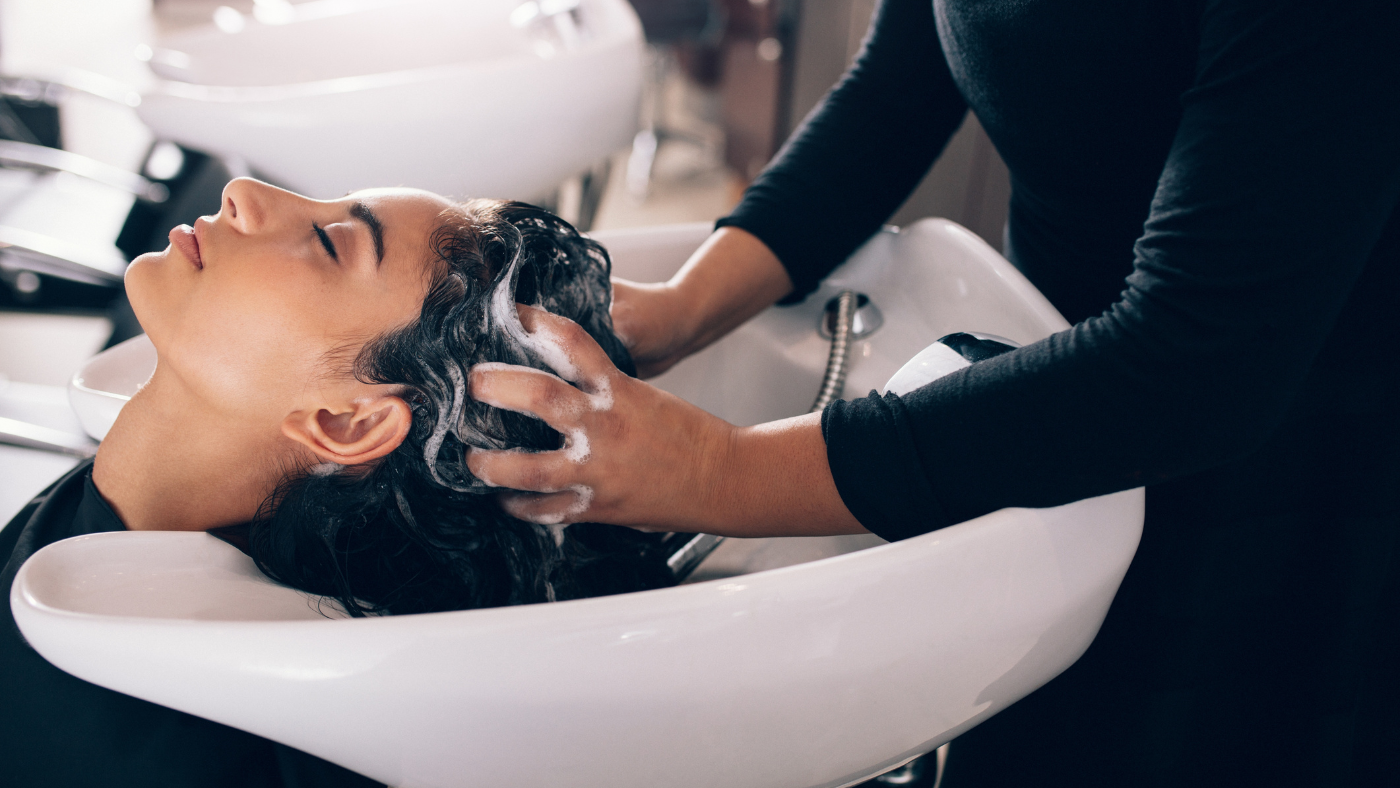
219,177,308,235
219,177,264,234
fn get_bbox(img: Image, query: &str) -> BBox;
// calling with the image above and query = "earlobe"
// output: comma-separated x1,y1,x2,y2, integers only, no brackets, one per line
282,395,412,466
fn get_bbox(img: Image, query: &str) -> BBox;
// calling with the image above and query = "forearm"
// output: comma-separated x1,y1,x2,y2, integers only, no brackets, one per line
617,0,965,371
718,0,967,302
702,413,866,538
612,227,792,377
666,227,793,359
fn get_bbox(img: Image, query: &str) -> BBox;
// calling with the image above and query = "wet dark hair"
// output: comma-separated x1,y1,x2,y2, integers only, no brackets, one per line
242,200,675,616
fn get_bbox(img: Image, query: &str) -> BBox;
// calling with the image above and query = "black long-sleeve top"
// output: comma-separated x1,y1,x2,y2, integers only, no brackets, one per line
1,462,380,788
718,0,1400,540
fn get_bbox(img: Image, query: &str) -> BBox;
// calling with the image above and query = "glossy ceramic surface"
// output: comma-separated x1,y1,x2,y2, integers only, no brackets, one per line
17,220,1144,788
621,220,1066,427
136,0,642,200
66,329,156,441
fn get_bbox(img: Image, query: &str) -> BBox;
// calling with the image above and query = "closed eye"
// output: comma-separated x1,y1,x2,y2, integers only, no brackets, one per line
313,222,338,261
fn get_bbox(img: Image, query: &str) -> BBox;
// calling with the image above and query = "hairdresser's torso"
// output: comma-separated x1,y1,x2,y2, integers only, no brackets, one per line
927,0,1400,506
933,0,1394,328
938,0,1196,321
923,0,1398,783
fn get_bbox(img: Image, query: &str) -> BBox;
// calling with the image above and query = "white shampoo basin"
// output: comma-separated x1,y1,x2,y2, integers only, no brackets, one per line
136,0,643,200
14,219,1143,788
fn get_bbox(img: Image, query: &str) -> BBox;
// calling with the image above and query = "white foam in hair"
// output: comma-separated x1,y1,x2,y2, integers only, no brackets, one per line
422,364,474,492
489,233,580,382
411,207,630,497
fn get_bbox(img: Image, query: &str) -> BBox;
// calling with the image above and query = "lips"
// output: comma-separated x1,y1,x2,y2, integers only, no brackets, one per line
169,224,202,269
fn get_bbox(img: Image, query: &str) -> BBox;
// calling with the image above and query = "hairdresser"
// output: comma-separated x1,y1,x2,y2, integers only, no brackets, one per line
468,0,1399,783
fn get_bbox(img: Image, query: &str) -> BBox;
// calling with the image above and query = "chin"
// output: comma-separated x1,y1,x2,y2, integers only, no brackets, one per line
125,247,165,284
122,251,169,341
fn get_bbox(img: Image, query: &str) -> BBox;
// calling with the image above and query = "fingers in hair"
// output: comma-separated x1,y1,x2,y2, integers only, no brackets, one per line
498,486,594,526
469,362,591,427
516,304,617,395
466,445,577,493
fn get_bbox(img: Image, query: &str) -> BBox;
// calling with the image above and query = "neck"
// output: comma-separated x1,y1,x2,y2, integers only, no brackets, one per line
93,368,298,531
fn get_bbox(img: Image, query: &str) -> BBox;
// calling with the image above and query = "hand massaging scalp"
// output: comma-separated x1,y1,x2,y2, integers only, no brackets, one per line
475,235,625,525
239,201,659,615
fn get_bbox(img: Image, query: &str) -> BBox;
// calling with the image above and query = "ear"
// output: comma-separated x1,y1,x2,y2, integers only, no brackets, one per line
281,395,412,467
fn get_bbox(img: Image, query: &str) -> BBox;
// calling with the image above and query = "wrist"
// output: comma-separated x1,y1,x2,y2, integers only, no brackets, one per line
687,418,743,533
654,279,707,361
691,413,866,538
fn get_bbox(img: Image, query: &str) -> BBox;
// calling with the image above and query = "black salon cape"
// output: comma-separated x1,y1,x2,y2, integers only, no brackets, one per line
1,460,381,788
719,0,1399,784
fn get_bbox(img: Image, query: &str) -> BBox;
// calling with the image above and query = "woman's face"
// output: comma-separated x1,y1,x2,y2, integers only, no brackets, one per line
126,177,452,422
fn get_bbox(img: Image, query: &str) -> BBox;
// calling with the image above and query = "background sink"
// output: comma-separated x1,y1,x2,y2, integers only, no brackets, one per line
136,0,645,201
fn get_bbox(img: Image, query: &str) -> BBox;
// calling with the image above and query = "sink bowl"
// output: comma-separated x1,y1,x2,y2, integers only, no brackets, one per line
136,0,643,200
66,329,156,441
14,219,1143,788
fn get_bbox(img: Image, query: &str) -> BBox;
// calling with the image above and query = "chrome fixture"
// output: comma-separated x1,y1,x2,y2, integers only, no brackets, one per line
818,291,882,340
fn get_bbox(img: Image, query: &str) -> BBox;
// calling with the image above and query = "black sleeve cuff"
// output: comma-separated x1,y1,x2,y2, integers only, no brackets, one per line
821,391,954,541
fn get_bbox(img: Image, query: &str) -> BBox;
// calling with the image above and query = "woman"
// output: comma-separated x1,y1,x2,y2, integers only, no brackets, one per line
467,0,1400,784
0,178,673,787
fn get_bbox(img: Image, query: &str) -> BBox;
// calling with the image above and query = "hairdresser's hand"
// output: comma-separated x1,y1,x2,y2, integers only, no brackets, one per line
610,227,794,378
467,305,865,538
609,279,691,378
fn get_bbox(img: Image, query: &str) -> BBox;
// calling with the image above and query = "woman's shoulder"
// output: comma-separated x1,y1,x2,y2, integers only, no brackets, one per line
1,459,97,573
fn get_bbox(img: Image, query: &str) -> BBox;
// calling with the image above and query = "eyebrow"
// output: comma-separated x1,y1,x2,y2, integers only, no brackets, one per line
350,200,385,266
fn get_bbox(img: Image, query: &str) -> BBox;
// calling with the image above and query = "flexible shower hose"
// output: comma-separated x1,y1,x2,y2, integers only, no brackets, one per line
810,290,857,413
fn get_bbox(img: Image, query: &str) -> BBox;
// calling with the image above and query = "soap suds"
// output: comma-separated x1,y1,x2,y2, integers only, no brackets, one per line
422,364,470,491
545,522,567,547
309,461,342,476
512,484,594,526
489,247,581,382
518,320,580,383
586,375,613,412
565,428,590,463
565,484,594,518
